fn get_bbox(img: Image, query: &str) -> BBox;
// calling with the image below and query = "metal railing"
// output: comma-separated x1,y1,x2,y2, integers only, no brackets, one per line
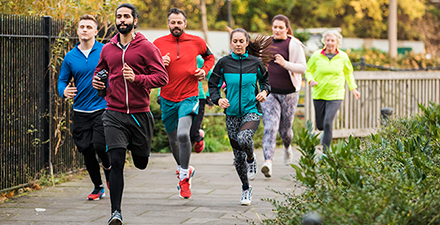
1,14,81,191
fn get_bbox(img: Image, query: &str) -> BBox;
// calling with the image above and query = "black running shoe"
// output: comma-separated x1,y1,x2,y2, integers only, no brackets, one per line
108,210,123,225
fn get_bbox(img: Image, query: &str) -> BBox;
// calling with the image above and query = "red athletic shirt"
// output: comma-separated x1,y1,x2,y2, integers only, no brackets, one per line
153,32,215,102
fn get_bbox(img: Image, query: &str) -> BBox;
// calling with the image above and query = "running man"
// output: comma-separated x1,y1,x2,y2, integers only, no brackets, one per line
57,14,111,201
92,3,168,225
153,8,215,199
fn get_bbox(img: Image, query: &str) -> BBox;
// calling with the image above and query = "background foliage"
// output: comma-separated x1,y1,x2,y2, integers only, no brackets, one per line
131,0,439,57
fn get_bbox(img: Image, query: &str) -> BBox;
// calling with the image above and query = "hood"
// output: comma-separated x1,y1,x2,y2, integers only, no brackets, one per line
109,32,148,47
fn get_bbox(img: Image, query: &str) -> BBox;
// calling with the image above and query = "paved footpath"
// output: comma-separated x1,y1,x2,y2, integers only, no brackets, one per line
0,149,302,225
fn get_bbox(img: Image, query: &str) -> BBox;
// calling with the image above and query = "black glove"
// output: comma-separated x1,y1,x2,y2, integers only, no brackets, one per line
156,96,161,105
206,96,214,107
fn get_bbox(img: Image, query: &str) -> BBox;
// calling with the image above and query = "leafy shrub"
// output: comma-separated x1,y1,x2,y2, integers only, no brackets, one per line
263,102,440,224
346,48,440,71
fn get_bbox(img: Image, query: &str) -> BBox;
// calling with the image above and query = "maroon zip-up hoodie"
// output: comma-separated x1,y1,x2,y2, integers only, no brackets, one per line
94,32,168,114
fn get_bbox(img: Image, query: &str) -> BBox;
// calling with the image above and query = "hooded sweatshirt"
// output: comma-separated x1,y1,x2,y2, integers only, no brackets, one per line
94,32,168,114
153,32,215,102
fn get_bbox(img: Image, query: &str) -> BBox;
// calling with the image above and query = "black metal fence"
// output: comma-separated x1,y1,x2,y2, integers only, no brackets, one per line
1,14,81,191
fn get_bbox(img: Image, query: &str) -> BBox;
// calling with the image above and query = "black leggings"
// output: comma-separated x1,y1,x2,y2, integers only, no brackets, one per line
190,99,206,143
109,148,149,213
313,100,343,150
82,143,111,189
226,113,260,190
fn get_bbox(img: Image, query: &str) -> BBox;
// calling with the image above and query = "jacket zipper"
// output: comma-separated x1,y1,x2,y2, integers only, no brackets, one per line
122,47,130,114
177,39,180,58
239,55,242,116
115,41,131,114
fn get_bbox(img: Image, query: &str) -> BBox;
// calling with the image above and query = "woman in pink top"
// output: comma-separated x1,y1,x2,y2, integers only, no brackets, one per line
260,15,307,178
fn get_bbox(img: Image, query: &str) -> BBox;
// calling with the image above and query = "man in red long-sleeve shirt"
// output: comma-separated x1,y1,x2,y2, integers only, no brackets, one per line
153,8,215,200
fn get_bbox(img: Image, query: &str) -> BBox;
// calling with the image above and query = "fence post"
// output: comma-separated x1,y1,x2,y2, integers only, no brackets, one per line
41,16,52,170
360,56,366,71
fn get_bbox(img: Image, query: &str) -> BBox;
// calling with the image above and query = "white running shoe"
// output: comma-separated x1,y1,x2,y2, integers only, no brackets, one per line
240,186,253,206
247,153,257,181
261,161,272,178
284,145,293,165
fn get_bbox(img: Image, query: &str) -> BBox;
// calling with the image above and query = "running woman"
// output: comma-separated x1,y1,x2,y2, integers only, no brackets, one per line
209,28,272,205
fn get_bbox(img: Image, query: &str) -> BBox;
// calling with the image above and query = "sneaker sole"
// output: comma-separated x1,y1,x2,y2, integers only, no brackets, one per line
261,166,271,178
109,218,122,225
241,201,251,206
87,193,105,201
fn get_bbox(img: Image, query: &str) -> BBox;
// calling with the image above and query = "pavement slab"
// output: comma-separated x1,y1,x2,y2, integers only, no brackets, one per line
0,148,302,224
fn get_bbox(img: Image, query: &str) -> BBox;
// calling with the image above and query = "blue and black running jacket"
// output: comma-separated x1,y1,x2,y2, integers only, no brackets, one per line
208,51,271,117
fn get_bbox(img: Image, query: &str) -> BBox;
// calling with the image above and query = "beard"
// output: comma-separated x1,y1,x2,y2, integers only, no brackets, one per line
116,22,134,34
170,27,184,37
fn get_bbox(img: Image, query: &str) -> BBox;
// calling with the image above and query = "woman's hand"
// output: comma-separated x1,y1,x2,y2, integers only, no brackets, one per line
352,89,360,99
218,98,230,109
309,80,318,87
274,54,286,67
256,90,267,103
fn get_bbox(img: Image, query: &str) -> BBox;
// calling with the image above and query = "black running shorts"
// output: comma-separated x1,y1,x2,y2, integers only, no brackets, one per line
71,109,106,152
102,110,155,157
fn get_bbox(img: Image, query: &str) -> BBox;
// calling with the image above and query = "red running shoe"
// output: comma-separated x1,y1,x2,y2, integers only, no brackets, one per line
178,166,195,198
194,130,205,153
87,187,105,201
179,178,191,199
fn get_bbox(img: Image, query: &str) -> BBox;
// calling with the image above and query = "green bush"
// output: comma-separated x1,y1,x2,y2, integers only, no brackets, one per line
263,102,440,224
345,48,440,71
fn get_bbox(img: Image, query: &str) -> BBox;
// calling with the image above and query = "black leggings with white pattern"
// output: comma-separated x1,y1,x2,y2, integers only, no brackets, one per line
225,113,260,190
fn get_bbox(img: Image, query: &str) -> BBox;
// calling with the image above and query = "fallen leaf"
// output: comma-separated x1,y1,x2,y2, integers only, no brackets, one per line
5,191,14,198
32,184,41,190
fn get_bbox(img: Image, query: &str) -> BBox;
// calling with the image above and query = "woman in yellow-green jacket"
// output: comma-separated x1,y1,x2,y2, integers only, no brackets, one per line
305,30,360,151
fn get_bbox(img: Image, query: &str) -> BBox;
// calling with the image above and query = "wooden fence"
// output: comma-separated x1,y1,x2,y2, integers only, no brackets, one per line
304,71,440,138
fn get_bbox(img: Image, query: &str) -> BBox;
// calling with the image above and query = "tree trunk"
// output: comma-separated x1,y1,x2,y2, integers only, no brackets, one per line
200,0,209,45
388,0,397,59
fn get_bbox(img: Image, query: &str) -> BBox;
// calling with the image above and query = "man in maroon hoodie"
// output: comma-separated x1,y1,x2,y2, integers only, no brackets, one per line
92,3,168,225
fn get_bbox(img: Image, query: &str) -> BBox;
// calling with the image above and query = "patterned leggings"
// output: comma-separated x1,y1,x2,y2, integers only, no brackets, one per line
226,113,260,190
261,92,299,161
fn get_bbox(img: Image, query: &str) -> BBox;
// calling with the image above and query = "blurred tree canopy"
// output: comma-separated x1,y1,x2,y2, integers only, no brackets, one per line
0,0,128,34
132,0,438,55
134,0,428,40
1,0,439,56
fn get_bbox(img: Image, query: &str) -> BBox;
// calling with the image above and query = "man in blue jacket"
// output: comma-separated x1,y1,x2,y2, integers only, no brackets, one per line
57,14,111,201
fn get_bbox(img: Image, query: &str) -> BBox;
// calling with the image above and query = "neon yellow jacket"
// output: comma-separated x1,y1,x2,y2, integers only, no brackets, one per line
305,49,357,100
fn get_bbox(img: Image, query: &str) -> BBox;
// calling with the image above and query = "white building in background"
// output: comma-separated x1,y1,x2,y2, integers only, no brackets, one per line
139,28,425,58
302,27,425,54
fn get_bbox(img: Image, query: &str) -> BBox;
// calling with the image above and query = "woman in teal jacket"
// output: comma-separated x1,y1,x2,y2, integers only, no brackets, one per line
305,30,360,151
208,28,271,206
